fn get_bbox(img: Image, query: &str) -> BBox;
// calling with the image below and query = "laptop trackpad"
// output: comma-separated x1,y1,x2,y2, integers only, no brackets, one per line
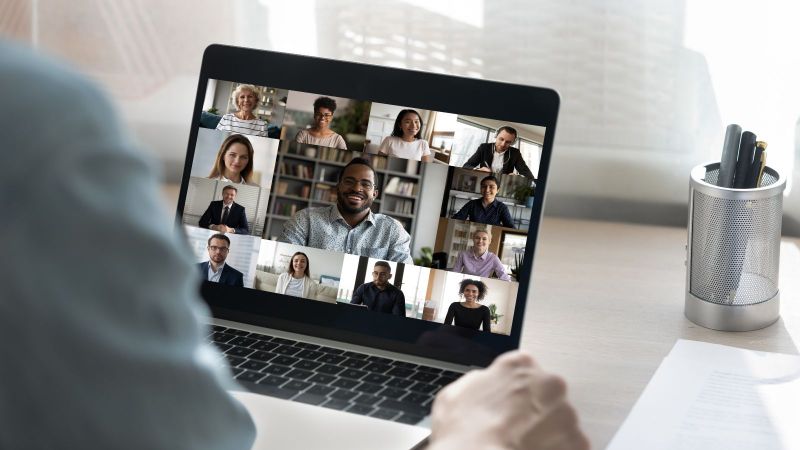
231,391,430,450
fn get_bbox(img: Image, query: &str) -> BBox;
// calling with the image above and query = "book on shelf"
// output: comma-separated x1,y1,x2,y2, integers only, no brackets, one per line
275,181,288,195
300,185,311,199
384,177,418,196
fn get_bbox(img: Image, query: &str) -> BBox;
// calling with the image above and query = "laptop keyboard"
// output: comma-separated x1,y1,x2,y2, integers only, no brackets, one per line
209,325,464,424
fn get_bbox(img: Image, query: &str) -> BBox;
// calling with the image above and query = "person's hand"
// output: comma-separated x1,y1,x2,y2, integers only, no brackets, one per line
428,351,589,450
476,166,492,172
209,224,223,232
224,226,235,234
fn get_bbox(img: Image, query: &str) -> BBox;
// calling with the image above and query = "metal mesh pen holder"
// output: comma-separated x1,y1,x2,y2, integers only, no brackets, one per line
686,161,785,331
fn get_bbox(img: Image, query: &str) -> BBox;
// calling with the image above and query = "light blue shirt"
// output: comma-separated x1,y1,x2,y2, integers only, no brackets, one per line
0,41,255,449
280,205,413,263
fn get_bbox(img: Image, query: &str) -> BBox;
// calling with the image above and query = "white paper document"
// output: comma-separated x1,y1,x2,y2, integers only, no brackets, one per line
607,339,800,450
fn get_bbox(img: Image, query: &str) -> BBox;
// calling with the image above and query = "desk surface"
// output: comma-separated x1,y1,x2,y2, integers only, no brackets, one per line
526,217,800,449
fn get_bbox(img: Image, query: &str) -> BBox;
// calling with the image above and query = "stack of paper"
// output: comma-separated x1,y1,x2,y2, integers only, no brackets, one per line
607,339,800,450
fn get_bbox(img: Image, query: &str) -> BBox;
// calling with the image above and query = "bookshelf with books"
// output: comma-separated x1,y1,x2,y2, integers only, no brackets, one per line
263,140,422,240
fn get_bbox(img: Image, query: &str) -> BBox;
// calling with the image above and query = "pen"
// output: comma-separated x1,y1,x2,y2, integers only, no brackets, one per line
755,142,767,187
733,131,757,188
718,124,741,188
745,141,766,189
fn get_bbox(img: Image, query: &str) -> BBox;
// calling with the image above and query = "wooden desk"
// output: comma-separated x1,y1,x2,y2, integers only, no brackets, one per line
525,217,800,449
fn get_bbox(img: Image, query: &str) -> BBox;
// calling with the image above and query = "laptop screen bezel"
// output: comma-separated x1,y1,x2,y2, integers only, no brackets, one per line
177,44,559,367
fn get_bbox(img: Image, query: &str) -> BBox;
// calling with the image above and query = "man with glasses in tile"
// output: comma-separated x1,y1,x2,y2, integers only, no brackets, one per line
350,261,406,316
198,233,244,287
280,157,412,263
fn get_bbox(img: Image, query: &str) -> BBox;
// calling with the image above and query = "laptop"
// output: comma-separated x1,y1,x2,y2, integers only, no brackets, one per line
176,44,559,449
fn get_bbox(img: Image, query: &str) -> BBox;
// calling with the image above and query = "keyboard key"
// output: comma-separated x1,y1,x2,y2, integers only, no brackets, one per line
367,356,393,364
441,370,463,378
332,379,359,390
213,342,233,353
272,355,299,366
395,413,424,425
295,342,321,350
239,381,296,400
270,337,296,346
319,346,345,355
236,370,265,383
370,409,400,421
322,399,350,410
315,364,345,375
340,359,369,369
293,360,322,371
226,347,255,358
362,374,390,385
417,366,442,374
212,332,236,343
339,369,367,380
347,404,375,416
433,376,458,387
342,351,368,360
307,385,336,396
294,392,327,406
318,354,346,365
352,394,381,405
386,367,414,378
378,387,407,399
251,341,279,352
262,364,291,375
410,372,438,383
225,355,246,367
402,392,432,405
239,360,267,372
386,378,414,389
363,363,391,374
354,382,382,394
409,382,438,394
211,325,227,332
231,367,245,377
259,375,289,387
308,374,336,385
285,369,314,380
226,329,251,336
283,380,312,391
229,337,257,347
296,350,323,360
330,389,358,400
247,333,271,341
391,361,418,369
249,351,277,363
378,399,427,416
274,345,302,356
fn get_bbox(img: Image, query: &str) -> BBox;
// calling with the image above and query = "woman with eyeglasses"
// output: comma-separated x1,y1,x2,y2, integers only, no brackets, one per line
377,109,433,162
295,96,347,150
275,251,319,300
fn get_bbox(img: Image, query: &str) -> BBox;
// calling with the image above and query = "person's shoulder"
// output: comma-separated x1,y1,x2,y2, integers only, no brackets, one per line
225,264,244,276
372,212,408,233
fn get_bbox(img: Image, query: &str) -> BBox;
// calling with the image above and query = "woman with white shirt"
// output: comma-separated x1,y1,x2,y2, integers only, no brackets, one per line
207,134,258,186
377,109,433,162
275,252,319,300
215,84,269,137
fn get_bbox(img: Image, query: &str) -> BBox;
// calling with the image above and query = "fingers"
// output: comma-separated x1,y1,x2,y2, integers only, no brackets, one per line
524,400,589,450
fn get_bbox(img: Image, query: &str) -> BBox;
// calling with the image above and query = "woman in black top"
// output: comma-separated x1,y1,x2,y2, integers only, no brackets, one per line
444,279,491,332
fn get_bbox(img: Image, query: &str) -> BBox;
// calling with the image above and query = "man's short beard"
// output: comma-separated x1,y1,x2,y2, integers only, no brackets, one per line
337,191,373,214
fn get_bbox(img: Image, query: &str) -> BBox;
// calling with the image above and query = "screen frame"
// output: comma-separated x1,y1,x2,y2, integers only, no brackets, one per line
177,44,560,367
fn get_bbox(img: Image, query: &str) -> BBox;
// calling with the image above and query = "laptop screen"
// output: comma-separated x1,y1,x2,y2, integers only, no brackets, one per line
177,46,558,366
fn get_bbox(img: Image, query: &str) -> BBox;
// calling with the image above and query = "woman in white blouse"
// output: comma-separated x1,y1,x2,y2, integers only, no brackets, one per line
275,252,319,300
377,109,432,162
215,84,269,137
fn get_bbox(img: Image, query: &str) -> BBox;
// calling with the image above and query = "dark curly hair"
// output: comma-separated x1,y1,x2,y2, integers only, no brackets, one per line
313,96,337,113
459,279,487,300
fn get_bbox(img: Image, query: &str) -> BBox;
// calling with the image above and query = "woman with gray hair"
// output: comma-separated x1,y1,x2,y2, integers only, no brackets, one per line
216,84,269,137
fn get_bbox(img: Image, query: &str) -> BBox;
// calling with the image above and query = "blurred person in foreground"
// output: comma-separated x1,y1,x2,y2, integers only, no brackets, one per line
0,41,588,450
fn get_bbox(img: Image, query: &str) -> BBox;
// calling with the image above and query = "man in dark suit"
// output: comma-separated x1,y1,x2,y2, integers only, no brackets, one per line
198,234,244,287
462,125,537,181
199,185,250,235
